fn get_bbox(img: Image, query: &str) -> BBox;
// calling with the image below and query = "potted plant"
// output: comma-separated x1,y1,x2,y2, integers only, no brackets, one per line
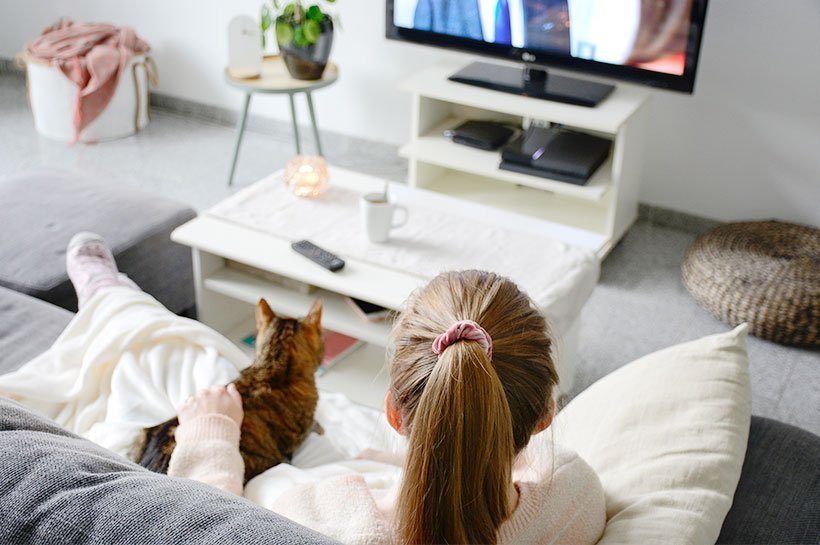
261,0,336,80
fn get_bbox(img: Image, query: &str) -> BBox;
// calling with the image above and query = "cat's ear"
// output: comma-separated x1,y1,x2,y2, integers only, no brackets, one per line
304,298,322,329
256,299,276,331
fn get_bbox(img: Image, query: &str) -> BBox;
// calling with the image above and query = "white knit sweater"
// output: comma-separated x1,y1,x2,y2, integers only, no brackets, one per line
168,415,606,545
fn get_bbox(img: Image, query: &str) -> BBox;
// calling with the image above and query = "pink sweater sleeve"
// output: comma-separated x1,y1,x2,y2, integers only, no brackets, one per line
167,414,245,496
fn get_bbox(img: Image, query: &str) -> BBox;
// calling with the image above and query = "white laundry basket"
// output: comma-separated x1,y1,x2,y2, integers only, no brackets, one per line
23,53,155,143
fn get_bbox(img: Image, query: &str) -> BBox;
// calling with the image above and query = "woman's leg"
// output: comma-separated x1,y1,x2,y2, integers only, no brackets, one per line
65,232,140,308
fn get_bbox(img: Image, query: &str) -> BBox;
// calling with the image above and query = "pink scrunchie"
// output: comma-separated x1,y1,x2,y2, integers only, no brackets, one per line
432,320,493,359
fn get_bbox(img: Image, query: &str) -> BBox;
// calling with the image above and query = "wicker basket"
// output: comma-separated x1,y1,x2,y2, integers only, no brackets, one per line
682,220,819,348
20,51,155,143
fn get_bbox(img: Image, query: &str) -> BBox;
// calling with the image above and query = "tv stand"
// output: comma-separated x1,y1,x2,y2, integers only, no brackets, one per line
449,62,615,108
399,63,650,257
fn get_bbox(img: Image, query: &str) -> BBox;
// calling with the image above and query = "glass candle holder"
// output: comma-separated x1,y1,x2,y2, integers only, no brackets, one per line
284,155,329,198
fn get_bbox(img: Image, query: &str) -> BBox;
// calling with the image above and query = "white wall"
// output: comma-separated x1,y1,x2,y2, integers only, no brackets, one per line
642,1,820,226
1,0,818,226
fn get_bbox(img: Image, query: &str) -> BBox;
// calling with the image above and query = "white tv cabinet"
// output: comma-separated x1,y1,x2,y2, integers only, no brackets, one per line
398,64,650,257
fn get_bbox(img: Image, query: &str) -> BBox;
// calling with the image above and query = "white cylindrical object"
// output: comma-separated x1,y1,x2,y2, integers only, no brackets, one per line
360,193,409,243
26,54,151,143
227,16,262,78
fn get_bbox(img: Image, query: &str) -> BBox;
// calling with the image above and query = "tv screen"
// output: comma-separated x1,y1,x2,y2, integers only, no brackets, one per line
387,0,708,93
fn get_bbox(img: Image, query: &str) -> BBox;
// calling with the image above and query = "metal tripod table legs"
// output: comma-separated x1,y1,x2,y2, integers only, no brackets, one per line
227,90,325,186
227,93,251,187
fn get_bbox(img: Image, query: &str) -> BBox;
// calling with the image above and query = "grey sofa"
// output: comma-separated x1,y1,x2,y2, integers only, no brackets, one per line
0,395,338,545
0,171,341,543
1,285,818,544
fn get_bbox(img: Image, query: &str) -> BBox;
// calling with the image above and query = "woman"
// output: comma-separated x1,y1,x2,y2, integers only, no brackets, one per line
170,267,605,545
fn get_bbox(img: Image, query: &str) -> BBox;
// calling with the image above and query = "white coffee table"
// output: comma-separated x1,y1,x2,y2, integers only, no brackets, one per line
171,167,597,408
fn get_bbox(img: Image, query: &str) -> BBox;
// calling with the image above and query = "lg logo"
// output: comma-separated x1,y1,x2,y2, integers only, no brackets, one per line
522,52,536,62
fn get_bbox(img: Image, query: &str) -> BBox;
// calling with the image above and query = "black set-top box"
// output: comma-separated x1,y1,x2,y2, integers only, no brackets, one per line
500,126,612,186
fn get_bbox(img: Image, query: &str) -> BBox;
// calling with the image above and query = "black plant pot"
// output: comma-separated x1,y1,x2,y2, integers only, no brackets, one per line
278,19,334,81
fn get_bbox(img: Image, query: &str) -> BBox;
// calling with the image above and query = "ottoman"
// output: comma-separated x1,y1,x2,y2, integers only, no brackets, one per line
0,170,196,315
682,220,819,348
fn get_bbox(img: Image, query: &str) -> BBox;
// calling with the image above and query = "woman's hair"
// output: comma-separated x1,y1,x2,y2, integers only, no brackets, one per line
389,270,558,545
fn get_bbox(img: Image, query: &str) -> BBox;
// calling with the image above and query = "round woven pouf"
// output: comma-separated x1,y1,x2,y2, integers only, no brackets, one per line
682,220,819,348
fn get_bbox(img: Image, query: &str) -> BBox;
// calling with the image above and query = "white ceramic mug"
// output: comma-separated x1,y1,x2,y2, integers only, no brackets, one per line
360,192,408,243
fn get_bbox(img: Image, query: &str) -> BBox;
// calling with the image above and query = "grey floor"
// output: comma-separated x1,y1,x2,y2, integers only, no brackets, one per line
1,71,817,436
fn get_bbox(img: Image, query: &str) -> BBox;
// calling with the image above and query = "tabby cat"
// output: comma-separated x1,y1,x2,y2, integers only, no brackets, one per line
133,298,325,483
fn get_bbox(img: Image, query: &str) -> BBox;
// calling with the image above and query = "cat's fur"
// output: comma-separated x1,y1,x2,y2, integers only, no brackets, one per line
132,298,325,483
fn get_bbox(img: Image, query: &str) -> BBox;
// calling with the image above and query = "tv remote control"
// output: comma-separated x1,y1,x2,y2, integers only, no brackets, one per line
291,240,345,272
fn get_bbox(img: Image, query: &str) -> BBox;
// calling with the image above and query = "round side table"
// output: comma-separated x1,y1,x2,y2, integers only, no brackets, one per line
224,55,338,186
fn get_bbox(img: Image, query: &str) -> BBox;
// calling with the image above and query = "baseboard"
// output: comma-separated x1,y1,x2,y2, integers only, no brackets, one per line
150,91,296,142
150,92,238,126
0,55,378,146
638,203,721,235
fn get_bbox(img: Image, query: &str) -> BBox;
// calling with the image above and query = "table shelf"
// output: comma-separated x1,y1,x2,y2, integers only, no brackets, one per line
400,64,649,134
421,172,610,236
205,266,393,347
400,116,612,202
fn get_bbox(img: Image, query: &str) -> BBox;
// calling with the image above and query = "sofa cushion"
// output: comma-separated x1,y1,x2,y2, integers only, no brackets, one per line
717,416,820,544
551,325,751,545
0,169,196,314
0,286,72,376
0,396,340,545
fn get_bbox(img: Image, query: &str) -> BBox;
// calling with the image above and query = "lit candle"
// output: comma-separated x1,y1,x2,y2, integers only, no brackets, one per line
285,155,329,198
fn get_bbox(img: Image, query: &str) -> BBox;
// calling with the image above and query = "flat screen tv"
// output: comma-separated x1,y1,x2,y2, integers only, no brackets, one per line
386,0,709,106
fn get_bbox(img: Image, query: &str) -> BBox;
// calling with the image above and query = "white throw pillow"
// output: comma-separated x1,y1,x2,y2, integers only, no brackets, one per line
550,325,751,545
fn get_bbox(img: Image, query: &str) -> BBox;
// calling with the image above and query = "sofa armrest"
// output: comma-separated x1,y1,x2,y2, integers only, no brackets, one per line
0,397,339,545
718,415,820,544
0,286,73,376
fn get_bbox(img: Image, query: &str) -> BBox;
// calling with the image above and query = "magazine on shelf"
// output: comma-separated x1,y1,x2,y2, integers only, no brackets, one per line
319,330,364,375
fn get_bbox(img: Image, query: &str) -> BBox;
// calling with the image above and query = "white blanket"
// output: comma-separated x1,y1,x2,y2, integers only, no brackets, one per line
0,288,403,503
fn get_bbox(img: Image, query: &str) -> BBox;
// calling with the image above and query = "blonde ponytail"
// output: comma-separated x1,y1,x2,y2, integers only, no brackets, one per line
389,270,558,545
396,341,515,545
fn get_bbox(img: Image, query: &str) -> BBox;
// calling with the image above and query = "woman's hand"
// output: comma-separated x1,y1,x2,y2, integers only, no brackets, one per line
178,383,244,428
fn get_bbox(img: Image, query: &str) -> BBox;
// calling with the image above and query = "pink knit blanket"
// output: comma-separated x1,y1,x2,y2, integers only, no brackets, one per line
26,19,150,141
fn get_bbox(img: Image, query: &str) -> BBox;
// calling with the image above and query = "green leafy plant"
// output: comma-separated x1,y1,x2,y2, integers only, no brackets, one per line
261,0,337,50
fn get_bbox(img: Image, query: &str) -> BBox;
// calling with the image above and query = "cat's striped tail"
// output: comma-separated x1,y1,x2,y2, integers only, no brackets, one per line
131,417,179,474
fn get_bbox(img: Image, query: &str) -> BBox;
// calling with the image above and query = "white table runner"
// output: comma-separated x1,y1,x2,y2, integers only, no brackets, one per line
207,172,599,335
